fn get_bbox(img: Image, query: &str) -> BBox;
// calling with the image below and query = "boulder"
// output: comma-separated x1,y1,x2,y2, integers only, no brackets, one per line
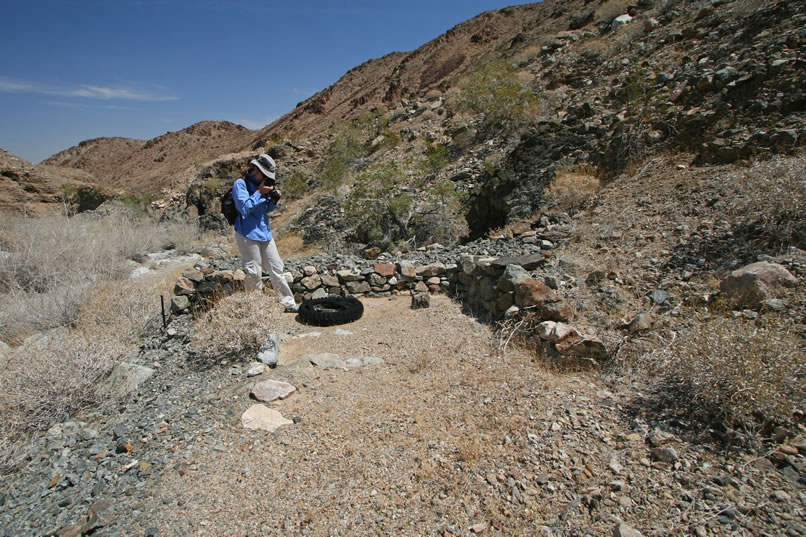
107,362,155,395
720,261,797,310
173,277,196,296
515,280,574,321
497,264,531,293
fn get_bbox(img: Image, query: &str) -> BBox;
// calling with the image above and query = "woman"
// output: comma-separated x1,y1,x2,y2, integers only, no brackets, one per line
232,153,298,312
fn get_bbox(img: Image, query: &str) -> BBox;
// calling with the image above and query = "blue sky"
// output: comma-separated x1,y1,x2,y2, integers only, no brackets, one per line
1,1,535,164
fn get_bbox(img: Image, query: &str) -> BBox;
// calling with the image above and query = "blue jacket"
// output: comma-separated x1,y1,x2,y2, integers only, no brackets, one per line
233,172,278,241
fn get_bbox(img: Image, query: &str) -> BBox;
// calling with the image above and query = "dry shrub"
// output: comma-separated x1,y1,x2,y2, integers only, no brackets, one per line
513,44,544,65
407,351,436,374
493,311,548,359
192,291,283,362
613,18,647,47
725,155,806,250
543,165,601,212
0,209,197,343
0,330,129,435
594,0,633,23
650,315,806,428
275,230,322,260
79,272,179,344
579,38,619,61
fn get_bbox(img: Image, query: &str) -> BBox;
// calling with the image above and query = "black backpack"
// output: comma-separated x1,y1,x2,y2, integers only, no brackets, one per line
220,185,238,225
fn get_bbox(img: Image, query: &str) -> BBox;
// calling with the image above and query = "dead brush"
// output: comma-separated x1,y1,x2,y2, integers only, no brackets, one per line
648,314,806,430
0,329,129,436
191,291,284,363
543,164,602,213
407,350,437,374
493,311,549,361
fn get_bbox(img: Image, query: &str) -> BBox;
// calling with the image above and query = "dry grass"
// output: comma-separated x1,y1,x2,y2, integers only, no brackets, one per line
276,230,323,259
578,38,620,61
594,0,633,23
543,165,601,212
648,314,806,429
723,155,806,251
0,330,129,436
0,210,195,438
191,291,284,363
0,209,197,344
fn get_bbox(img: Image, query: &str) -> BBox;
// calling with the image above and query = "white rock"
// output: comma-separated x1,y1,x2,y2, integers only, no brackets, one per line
241,405,293,432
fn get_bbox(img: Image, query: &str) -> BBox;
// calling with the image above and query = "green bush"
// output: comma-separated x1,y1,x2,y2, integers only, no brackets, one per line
412,180,468,245
343,160,468,247
283,171,309,200
456,60,540,131
318,122,368,192
344,162,413,244
421,142,449,176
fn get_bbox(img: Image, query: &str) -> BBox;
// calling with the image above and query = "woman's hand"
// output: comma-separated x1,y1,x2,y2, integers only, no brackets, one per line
257,180,274,195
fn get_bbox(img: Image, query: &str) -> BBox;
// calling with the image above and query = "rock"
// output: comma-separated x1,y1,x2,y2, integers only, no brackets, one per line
247,363,265,377
412,292,431,309
555,334,608,361
648,428,676,447
241,405,293,432
626,312,653,333
416,263,446,277
311,288,328,299
614,521,644,537
649,290,672,306
250,379,296,402
337,269,362,282
651,447,679,462
364,247,381,259
306,353,347,370
257,334,281,367
497,264,531,293
720,261,797,310
536,321,578,343
374,263,396,277
490,253,545,271
173,277,196,296
515,280,574,321
345,281,371,294
181,268,204,283
611,14,633,30
300,275,322,290
170,295,190,313
107,362,155,395
398,260,417,278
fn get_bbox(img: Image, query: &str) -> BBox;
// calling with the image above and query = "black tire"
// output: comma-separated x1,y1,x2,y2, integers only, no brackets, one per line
298,295,364,326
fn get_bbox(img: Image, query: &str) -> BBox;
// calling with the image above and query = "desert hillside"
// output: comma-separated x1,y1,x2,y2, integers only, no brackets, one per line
0,0,804,536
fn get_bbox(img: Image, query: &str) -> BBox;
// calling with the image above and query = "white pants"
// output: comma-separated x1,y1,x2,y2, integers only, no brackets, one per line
235,232,296,308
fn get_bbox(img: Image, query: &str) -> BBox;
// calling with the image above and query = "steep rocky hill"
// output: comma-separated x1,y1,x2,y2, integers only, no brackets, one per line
4,0,804,239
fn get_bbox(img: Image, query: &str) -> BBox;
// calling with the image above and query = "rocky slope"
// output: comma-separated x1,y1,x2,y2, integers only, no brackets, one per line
42,121,255,197
0,149,116,215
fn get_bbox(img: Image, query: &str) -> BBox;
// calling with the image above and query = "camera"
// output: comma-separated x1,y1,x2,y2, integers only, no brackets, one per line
264,178,281,203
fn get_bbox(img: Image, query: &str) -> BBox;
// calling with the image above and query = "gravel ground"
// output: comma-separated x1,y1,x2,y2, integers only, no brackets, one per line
1,292,804,537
